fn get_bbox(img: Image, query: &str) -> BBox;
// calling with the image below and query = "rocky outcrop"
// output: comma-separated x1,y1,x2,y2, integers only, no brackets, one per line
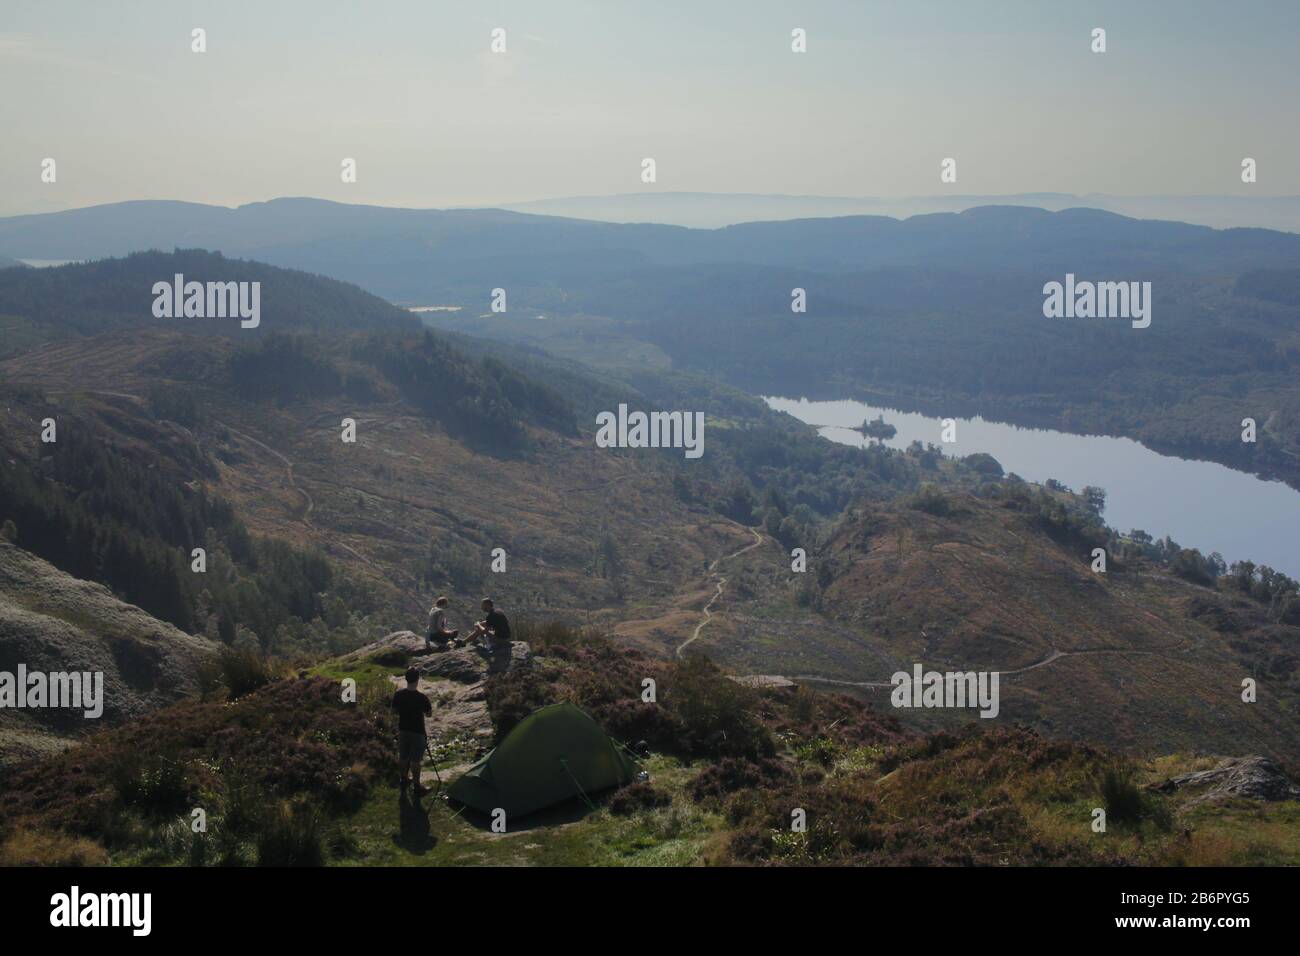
343,629,531,680
343,629,427,665
1153,756,1300,807
0,541,215,762
415,641,531,682
350,630,533,767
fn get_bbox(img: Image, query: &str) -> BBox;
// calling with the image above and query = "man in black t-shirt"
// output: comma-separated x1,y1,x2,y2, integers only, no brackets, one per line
467,598,511,652
391,667,432,796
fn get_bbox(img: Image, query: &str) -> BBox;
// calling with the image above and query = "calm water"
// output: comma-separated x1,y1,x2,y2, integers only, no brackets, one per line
766,396,1300,578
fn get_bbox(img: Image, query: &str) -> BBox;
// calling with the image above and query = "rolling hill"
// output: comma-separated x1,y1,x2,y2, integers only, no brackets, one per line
5,198,1296,489
0,248,418,352
0,250,1294,758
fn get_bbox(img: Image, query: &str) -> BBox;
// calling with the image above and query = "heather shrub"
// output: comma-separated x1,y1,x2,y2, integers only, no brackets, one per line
486,625,772,761
878,730,962,774
688,757,792,805
216,645,282,699
485,667,564,740
663,655,773,760
608,782,672,816
108,750,192,817
0,677,393,860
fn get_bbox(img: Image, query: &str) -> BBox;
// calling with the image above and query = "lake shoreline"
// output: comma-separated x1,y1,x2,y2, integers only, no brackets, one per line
768,383,1300,495
766,395,1300,579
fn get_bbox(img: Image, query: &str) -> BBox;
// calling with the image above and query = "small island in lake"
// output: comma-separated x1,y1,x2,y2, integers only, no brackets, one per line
854,414,898,440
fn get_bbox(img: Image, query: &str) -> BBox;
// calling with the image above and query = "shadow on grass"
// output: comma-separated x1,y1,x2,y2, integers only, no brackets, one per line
394,790,438,855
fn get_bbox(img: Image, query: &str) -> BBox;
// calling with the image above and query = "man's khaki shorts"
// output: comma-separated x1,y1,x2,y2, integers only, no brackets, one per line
398,730,426,762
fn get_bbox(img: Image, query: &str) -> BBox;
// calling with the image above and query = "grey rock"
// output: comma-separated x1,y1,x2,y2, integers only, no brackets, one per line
1153,756,1300,806
344,630,430,666
349,630,531,683
416,641,531,683
0,540,215,762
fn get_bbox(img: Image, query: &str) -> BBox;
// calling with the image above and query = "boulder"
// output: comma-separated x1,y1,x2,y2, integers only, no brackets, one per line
416,641,531,683
343,630,430,666
347,630,531,682
1152,756,1300,806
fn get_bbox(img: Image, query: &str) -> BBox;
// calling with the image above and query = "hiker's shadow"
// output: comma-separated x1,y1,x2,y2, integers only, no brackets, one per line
394,791,438,855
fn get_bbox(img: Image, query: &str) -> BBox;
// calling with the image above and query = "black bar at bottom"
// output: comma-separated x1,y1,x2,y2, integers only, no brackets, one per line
0,865,1279,941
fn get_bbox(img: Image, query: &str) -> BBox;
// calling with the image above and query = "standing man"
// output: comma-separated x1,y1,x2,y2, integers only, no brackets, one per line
426,596,460,650
391,666,432,796
467,597,511,652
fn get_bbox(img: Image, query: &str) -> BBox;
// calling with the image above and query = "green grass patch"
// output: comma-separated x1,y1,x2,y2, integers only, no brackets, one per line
337,755,719,867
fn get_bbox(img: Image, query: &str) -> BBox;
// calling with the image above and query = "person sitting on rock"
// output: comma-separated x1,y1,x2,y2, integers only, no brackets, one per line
425,596,460,650
466,597,511,652
391,666,432,797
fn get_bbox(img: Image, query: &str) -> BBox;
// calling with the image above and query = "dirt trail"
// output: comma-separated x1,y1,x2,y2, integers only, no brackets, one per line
676,526,764,659
216,420,316,522
659,513,1193,689
217,419,426,614
786,644,1192,690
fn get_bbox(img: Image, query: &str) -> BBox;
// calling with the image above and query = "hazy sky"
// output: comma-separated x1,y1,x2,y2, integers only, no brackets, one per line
2,0,1298,215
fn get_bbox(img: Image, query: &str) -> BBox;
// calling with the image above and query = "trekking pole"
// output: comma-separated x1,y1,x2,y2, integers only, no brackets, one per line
423,736,444,798
420,740,470,821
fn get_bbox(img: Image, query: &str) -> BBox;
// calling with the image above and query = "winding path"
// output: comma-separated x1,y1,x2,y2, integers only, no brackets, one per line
676,525,764,659
215,420,316,523
787,644,1191,690
212,415,425,615
666,516,1196,688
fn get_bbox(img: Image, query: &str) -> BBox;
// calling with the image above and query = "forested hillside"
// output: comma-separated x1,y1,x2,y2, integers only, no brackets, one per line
0,248,418,351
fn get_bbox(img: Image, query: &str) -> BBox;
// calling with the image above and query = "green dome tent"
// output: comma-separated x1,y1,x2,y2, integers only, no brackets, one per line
447,702,640,818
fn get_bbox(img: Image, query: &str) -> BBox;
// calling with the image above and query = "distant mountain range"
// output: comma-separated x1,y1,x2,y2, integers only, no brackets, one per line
503,191,1300,232
2,198,1299,307
5,198,1300,490
8,192,1298,233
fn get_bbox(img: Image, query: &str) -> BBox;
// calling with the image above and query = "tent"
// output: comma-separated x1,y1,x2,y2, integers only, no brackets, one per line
447,702,640,818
